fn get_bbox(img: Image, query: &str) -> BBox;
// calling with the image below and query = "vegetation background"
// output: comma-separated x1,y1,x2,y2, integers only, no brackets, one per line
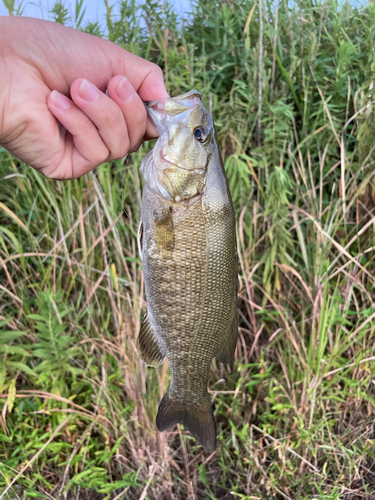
1,0,375,498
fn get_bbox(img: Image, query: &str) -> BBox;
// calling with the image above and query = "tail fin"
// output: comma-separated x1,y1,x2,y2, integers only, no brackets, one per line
156,390,216,452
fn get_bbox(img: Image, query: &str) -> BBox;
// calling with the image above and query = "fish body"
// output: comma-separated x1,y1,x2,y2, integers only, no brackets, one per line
138,90,238,451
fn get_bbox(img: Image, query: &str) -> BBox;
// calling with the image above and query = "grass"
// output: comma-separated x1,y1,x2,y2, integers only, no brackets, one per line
1,0,375,498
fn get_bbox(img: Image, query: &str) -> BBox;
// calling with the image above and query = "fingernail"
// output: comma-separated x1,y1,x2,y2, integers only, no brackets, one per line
79,79,99,103
116,77,134,102
50,90,71,110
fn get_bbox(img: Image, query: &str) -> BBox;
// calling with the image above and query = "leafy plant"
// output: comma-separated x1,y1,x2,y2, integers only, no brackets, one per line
29,292,82,386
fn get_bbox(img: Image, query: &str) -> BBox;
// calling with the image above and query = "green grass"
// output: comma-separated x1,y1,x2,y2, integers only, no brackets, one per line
1,0,375,498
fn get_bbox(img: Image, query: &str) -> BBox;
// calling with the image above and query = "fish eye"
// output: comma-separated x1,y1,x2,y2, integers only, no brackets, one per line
194,126,206,142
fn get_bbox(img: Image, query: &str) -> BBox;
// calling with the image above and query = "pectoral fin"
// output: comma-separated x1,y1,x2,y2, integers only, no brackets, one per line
215,311,238,369
153,206,175,253
137,312,165,367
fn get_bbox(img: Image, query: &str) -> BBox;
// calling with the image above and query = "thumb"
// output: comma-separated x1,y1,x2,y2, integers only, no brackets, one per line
106,44,169,102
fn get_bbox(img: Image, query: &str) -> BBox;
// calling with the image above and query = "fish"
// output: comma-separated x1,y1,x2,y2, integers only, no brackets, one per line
137,90,238,452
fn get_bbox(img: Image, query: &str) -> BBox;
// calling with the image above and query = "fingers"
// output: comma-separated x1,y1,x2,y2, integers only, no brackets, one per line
70,75,158,149
73,76,148,153
46,75,156,179
124,58,169,102
102,41,169,102
47,90,110,178
69,78,133,158
106,75,156,145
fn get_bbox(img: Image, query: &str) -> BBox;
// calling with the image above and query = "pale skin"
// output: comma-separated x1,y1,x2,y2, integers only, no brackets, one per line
0,16,169,180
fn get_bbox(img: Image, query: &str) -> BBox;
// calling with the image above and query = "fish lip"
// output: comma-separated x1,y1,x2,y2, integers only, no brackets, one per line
160,149,197,172
159,150,174,166
145,98,165,109
145,89,201,108
146,101,166,135
146,103,163,130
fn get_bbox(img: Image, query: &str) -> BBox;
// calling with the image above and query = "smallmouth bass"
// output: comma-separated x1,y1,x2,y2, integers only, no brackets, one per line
138,90,238,452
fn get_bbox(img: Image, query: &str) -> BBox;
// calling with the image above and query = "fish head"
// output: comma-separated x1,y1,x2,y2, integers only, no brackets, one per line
143,90,216,202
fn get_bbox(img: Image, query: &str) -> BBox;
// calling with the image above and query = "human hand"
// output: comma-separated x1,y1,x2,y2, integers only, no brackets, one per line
0,16,168,179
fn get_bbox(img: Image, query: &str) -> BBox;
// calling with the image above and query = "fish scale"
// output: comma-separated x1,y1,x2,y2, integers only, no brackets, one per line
137,90,238,451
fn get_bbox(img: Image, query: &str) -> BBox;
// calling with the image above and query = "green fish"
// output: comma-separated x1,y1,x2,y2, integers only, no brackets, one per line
138,90,238,451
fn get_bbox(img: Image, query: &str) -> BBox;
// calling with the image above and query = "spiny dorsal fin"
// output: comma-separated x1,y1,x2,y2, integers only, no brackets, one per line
137,312,165,367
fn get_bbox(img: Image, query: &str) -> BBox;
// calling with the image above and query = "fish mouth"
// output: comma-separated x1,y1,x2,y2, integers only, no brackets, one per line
146,89,202,110
159,150,174,166
146,90,202,135
159,150,190,171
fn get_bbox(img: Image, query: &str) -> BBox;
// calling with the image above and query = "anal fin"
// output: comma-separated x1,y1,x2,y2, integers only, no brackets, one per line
216,311,238,369
137,312,165,367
